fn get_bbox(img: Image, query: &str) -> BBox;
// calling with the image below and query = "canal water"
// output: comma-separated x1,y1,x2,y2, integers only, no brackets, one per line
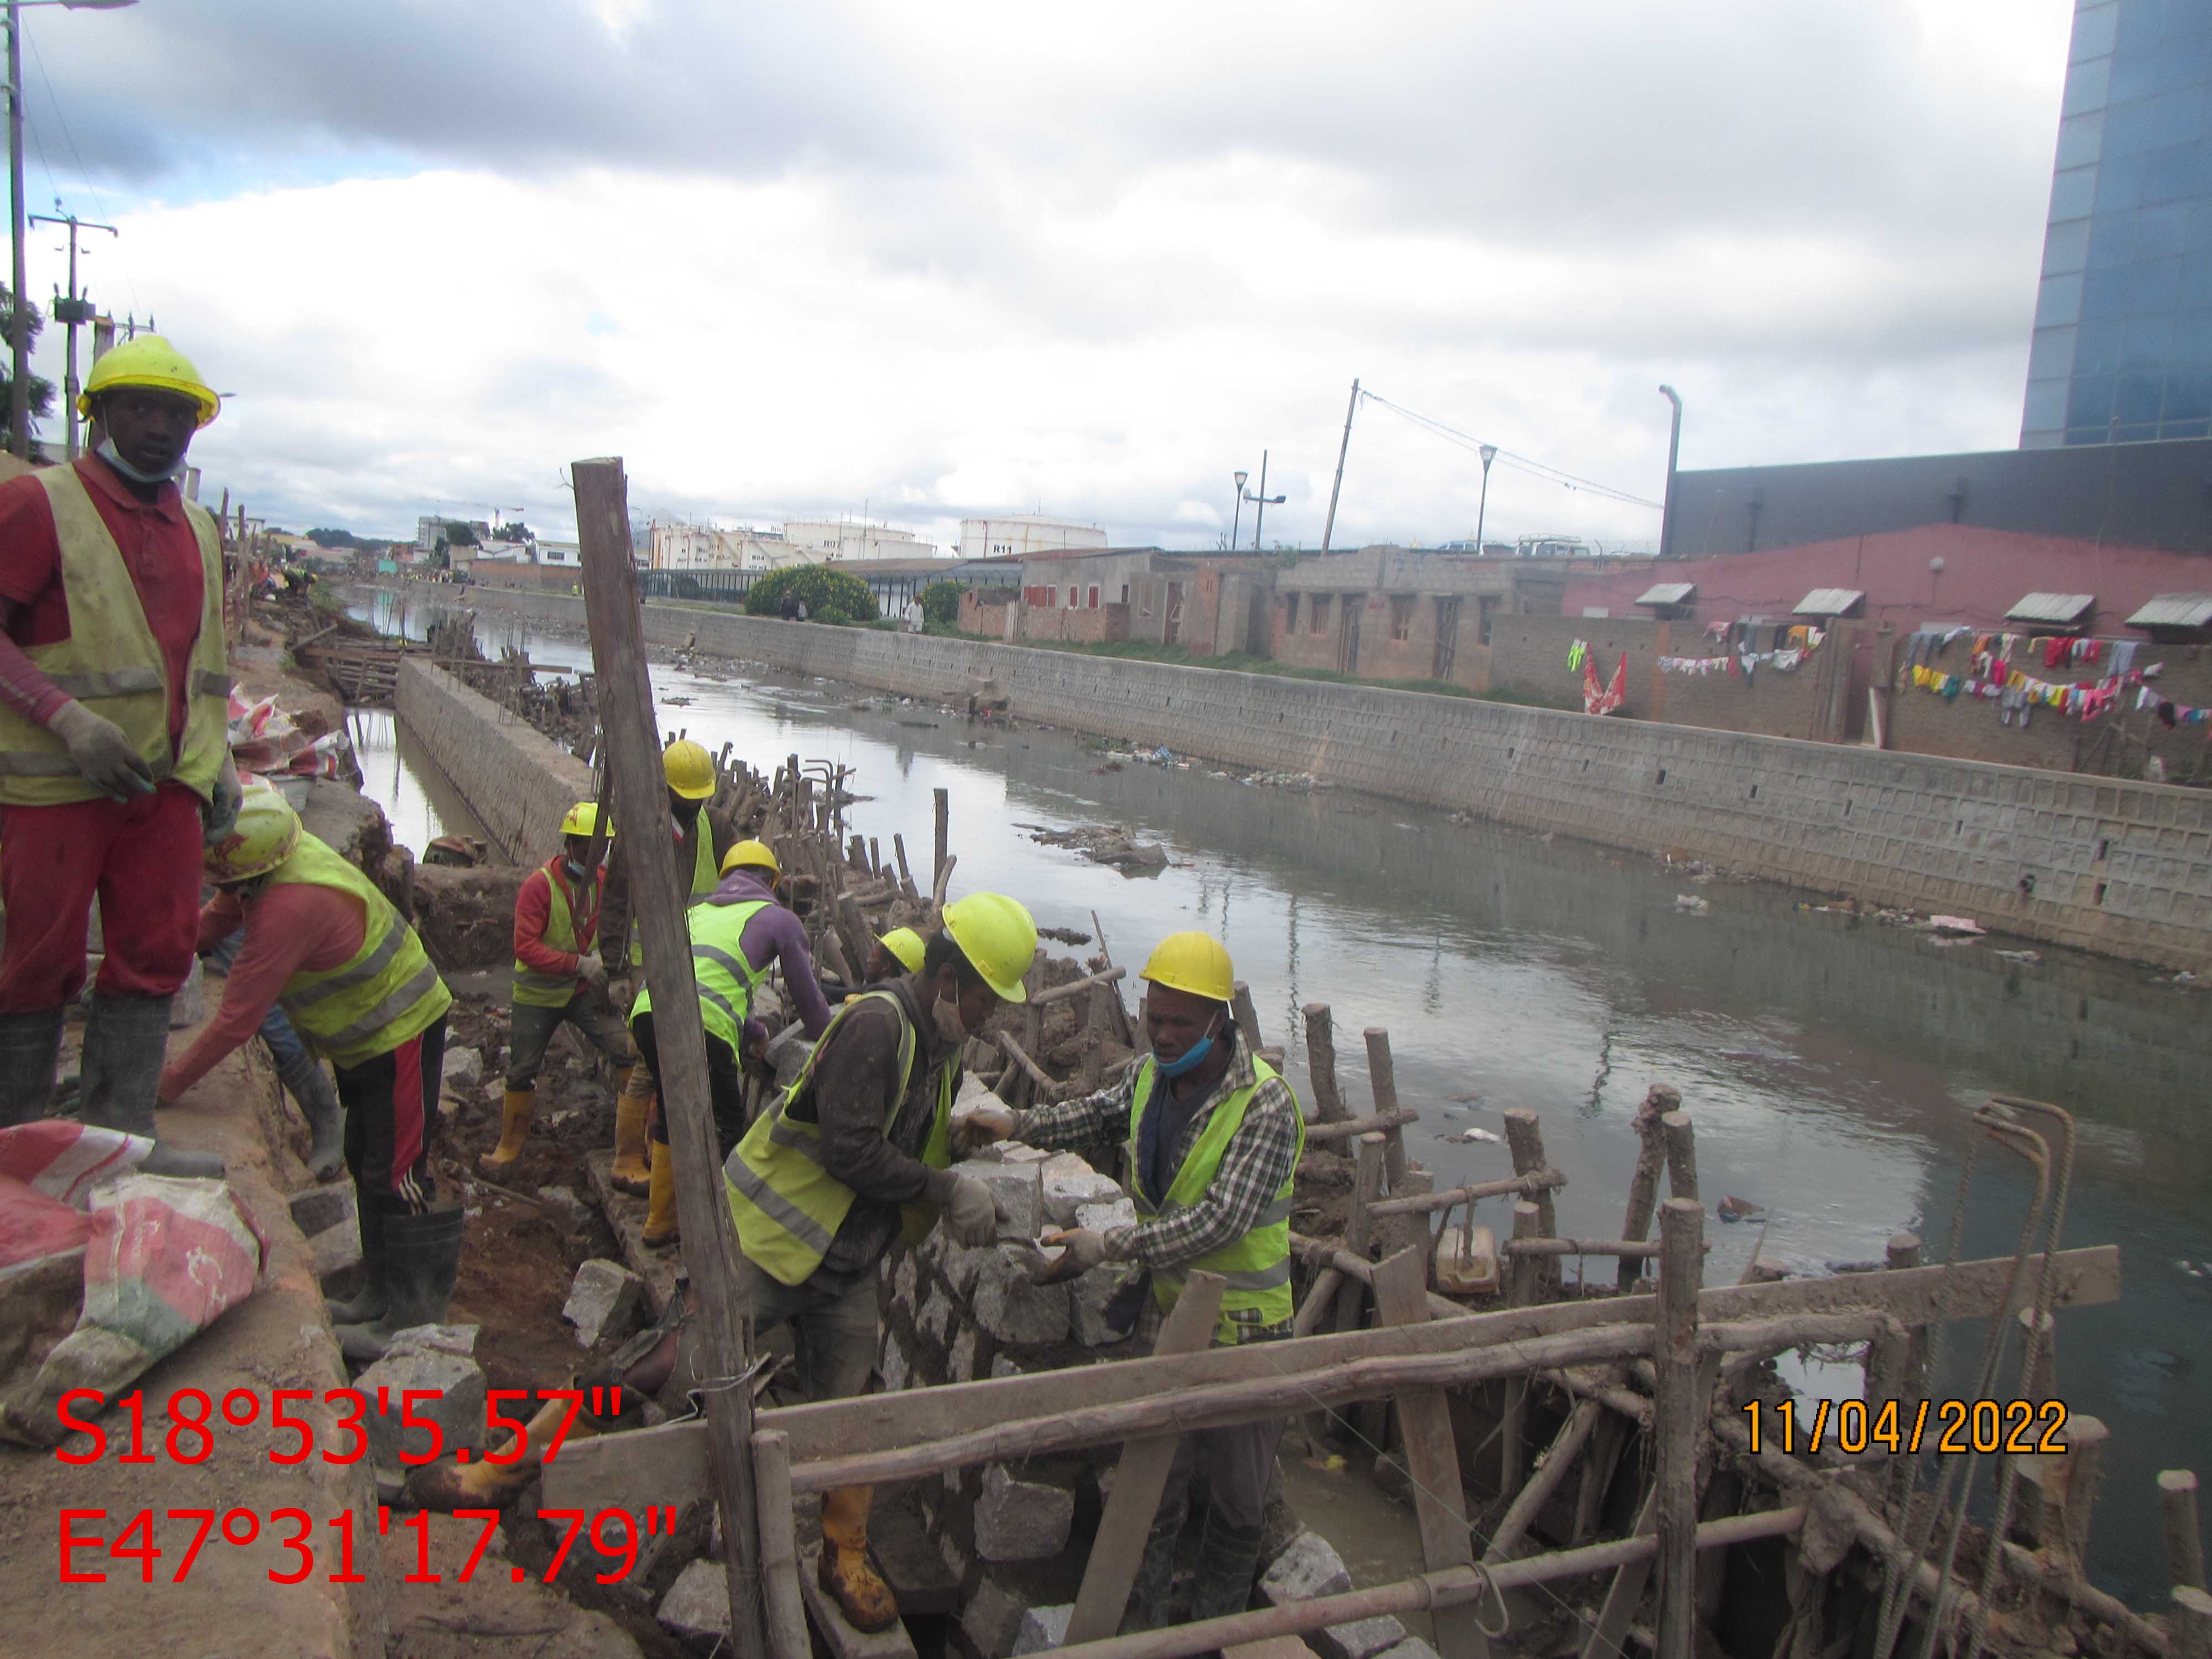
351,591,2211,1605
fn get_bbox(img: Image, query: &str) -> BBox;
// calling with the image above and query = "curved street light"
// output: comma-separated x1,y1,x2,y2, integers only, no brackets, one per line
1230,469,1248,552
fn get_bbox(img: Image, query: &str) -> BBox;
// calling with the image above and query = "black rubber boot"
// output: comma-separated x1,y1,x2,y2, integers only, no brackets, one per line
81,990,223,1178
278,1052,346,1181
334,1205,465,1362
1187,1509,1265,1625
325,1188,389,1326
1120,1510,1187,1634
0,1005,64,1128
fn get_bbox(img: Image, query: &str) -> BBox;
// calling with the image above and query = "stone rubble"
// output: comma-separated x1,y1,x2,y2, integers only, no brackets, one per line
564,1258,646,1348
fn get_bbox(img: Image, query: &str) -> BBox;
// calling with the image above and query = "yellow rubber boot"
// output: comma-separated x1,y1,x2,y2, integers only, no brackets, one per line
641,1139,680,1251
818,1485,898,1632
482,1087,535,1170
610,1066,652,1196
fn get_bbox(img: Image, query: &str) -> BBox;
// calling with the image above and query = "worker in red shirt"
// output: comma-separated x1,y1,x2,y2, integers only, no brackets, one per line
483,800,634,1170
0,337,241,1176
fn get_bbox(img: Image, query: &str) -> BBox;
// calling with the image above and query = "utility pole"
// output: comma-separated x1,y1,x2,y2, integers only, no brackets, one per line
1658,385,1683,560
1320,379,1359,555
33,208,115,460
1246,449,1285,551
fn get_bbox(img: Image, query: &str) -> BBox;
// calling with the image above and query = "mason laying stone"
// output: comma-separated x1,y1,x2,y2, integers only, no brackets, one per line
723,891,1038,1632
959,930,1305,1633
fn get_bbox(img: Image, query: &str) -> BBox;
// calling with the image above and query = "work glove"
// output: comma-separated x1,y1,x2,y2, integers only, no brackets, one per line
944,1173,1003,1249
951,1102,1020,1156
576,951,606,985
201,753,244,845
1026,1228,1109,1285
49,700,155,800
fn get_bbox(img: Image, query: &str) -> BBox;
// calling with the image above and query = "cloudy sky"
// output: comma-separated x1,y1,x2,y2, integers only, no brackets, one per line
15,0,2070,553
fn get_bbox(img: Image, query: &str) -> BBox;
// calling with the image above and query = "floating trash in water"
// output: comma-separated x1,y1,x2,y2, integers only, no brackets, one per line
1717,1195,1765,1223
1445,1126,1501,1144
1675,894,1710,912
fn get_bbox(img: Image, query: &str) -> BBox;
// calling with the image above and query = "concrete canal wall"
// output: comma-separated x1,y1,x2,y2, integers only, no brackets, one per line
364,585,2212,969
395,655,593,867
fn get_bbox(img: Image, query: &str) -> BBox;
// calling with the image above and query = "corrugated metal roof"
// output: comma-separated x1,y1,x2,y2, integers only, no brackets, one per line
2004,591,2097,625
2125,593,2212,629
1793,588,1864,615
1635,582,1696,606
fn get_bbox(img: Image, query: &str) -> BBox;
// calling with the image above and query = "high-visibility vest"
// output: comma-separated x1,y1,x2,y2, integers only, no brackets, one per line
630,825,719,961
0,465,232,806
267,833,452,1070
628,898,768,1053
1123,1055,1302,1344
511,858,601,1008
724,989,953,1287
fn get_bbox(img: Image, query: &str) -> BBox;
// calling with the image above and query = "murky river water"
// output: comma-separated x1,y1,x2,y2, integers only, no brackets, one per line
351,591,2211,1605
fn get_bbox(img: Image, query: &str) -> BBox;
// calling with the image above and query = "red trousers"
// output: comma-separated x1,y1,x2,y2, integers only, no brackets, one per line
0,782,203,1011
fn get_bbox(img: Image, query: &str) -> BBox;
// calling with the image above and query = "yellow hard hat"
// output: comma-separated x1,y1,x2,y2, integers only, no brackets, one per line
721,838,779,878
559,801,613,839
1140,931,1234,1004
878,926,925,975
81,335,220,427
662,739,716,800
940,892,1037,1002
204,776,300,884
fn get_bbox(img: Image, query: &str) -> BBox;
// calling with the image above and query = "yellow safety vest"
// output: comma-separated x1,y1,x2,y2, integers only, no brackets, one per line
628,898,768,1054
268,833,453,1070
0,465,232,806
630,823,719,961
511,858,601,1009
724,990,953,1286
1124,1055,1302,1344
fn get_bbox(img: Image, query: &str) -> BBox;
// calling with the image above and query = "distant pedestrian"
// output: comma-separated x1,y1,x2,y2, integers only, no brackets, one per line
796,597,810,622
779,589,799,622
904,597,925,633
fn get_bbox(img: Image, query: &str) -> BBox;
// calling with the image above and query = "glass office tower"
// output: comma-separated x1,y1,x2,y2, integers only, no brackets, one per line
2022,0,2212,447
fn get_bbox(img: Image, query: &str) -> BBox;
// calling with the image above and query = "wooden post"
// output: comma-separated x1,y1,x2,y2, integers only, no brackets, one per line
1341,1132,1388,1446
1653,1198,1705,1659
2057,1415,2111,1569
574,456,767,1659
1582,1489,1658,1659
2176,1587,2212,1659
2163,1470,2206,1591
1573,1413,1629,1545
1866,1233,1922,1412
1502,1109,1558,1301
753,1430,811,1659
1618,1085,1676,1292
1501,1200,1542,1494
1303,1003,1348,1123
932,786,949,887
893,833,919,901
1066,1275,1227,1645
931,852,957,910
1485,1397,1600,1564
1230,980,1264,1052
1660,1110,1698,1202
1364,1028,1411,1191
1370,1248,1483,1659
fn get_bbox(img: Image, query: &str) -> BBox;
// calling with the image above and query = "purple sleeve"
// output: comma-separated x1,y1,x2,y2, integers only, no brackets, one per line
744,904,833,1037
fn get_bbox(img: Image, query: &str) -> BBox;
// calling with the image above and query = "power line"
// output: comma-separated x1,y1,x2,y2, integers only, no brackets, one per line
22,29,138,319
1360,388,1664,512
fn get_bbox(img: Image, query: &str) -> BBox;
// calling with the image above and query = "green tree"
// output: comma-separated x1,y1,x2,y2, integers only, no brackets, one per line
444,519,479,546
920,580,963,627
744,565,879,625
0,289,56,450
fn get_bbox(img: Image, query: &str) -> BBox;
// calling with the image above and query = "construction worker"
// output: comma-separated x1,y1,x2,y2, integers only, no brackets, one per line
959,931,1303,1631
0,336,241,1175
485,801,634,1171
629,837,832,1248
601,738,732,1197
823,925,925,1005
159,780,458,1361
724,891,1036,1632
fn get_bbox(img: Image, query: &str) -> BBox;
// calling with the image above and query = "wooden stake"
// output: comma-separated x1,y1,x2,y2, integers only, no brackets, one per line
1066,1274,1226,1646
1660,1110,1698,1202
1653,1198,1705,1659
1364,1028,1412,1191
2057,1413,2111,1569
932,786,949,886
1303,1003,1348,1123
1502,1201,1542,1494
2176,1587,2212,1659
931,852,956,909
2163,1470,2206,1592
573,456,766,1659
1581,1488,1657,1659
753,1430,811,1659
1618,1085,1676,1292
1503,1109,1558,1300
1573,1411,1629,1545
1370,1247,1483,1659
1230,980,1264,1051
892,833,918,900
1338,1132,1387,1445
1485,1396,1600,1564
1369,1170,1567,1219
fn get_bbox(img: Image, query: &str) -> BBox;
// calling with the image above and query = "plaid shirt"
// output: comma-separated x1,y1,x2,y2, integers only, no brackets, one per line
1019,1041,1301,1343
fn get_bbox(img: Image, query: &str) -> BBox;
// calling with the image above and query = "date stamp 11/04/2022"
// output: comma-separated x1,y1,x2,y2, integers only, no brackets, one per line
50,1384,644,1587
1743,1397,2074,1458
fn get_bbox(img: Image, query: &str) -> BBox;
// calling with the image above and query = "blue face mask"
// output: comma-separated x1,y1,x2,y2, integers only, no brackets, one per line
1155,1030,1217,1079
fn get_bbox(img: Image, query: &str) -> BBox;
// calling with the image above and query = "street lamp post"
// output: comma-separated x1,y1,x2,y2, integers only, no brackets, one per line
1658,384,1683,560
1243,449,1285,551
1474,443,1498,553
1230,469,1248,552
7,0,137,460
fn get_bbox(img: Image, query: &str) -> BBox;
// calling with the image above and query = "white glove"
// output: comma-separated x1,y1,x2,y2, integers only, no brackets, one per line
202,753,244,844
576,951,606,984
945,1175,1001,1249
49,701,155,799
1027,1228,1109,1284
952,1102,1020,1155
